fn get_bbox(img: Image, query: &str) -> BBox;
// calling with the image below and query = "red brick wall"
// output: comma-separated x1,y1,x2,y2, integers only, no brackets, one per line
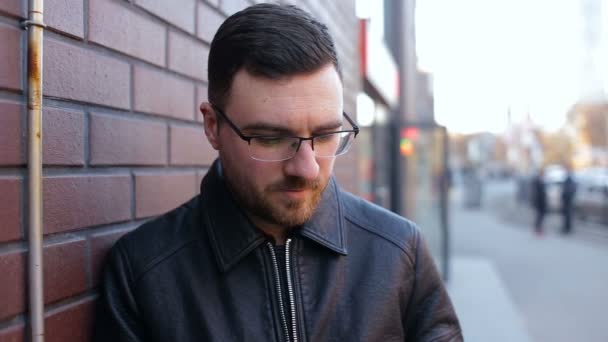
0,0,359,340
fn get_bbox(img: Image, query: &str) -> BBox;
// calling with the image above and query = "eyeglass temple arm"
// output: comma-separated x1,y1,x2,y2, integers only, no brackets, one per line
343,112,360,135
211,105,252,142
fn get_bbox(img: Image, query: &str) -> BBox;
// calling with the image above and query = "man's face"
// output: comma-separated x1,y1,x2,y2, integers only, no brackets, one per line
204,64,343,231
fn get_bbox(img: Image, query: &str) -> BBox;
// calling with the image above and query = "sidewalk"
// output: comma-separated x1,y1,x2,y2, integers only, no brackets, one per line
448,257,533,342
446,184,608,342
445,186,533,341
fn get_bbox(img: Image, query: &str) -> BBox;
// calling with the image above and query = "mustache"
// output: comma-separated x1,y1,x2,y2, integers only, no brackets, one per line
268,176,321,191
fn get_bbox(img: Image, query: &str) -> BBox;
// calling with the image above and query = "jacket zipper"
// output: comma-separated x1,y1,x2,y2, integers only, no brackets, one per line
267,239,298,342
285,239,298,342
267,242,291,342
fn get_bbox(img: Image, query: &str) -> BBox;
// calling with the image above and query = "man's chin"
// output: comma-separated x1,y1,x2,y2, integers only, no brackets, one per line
266,197,318,227
274,211,313,228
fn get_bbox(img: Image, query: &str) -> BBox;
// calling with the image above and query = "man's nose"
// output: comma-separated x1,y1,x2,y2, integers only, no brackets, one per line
284,140,319,180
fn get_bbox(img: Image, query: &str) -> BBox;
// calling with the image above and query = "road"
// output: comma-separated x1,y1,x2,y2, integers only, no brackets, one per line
448,180,608,342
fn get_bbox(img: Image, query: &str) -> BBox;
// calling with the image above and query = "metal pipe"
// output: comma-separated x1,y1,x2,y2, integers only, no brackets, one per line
25,0,45,341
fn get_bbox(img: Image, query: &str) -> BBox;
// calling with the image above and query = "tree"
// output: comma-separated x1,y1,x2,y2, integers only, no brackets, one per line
568,102,608,147
539,129,575,166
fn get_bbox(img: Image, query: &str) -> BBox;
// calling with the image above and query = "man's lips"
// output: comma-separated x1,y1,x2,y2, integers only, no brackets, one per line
271,184,316,192
276,188,311,199
280,188,310,194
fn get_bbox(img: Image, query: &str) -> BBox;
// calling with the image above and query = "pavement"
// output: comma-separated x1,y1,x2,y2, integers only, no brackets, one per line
449,257,532,342
445,182,608,342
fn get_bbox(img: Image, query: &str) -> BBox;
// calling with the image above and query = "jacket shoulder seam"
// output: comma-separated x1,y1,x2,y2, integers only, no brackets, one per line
344,214,416,264
131,238,198,283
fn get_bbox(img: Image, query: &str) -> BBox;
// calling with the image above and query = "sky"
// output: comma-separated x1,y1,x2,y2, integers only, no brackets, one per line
415,0,587,134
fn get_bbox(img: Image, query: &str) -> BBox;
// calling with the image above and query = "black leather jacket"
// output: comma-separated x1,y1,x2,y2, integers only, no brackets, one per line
94,162,462,342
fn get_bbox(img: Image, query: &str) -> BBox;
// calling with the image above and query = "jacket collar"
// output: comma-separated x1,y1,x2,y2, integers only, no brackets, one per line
200,160,348,273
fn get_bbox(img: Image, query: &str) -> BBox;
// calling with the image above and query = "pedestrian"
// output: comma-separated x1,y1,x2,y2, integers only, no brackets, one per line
532,168,547,235
93,4,462,342
561,166,577,234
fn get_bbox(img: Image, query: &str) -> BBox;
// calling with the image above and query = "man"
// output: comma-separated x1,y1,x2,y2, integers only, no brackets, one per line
532,168,547,235
561,166,577,234
94,4,462,341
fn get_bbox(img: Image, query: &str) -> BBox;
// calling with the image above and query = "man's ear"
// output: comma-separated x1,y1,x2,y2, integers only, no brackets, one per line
200,102,220,150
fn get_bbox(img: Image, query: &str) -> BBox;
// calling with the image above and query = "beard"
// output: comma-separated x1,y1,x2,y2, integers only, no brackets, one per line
225,171,326,229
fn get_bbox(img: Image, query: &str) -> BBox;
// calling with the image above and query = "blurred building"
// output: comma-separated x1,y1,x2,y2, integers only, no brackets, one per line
355,0,450,276
356,2,399,208
385,0,450,276
505,112,544,173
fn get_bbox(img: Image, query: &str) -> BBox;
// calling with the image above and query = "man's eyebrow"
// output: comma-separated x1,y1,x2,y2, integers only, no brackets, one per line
240,123,293,135
313,120,343,132
241,119,344,135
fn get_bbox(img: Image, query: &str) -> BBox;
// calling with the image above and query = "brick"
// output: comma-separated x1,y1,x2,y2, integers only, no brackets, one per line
0,105,84,167
170,124,216,165
44,175,131,234
135,172,197,218
135,0,196,34
0,101,23,165
44,38,130,109
133,66,195,120
44,239,88,304
197,2,224,43
220,0,249,15
0,323,24,342
168,31,209,81
45,297,94,342
0,177,21,243
43,108,85,166
46,0,84,38
0,250,25,320
0,0,24,18
0,240,91,319
0,24,22,91
90,230,130,286
89,0,166,66
196,85,208,122
90,113,167,166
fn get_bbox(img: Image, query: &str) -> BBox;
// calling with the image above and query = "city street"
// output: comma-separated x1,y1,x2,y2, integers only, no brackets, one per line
448,181,608,342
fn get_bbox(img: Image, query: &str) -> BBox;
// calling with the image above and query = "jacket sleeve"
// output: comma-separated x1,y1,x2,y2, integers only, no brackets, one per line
404,230,463,342
94,240,147,342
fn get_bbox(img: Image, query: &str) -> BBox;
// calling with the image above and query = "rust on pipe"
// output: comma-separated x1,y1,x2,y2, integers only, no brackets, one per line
25,0,45,341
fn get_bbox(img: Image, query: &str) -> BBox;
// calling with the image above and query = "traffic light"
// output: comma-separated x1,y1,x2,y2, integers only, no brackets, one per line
399,127,419,156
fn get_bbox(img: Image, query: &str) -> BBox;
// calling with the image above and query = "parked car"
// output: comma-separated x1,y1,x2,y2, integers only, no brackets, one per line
544,165,567,213
574,168,608,225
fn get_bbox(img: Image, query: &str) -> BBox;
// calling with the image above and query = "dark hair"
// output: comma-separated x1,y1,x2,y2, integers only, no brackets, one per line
207,3,342,109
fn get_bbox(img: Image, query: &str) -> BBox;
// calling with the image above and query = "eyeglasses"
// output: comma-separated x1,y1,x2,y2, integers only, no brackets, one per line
211,105,359,162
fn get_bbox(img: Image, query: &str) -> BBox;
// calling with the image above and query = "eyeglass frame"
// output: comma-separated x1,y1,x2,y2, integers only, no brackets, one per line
210,104,360,161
